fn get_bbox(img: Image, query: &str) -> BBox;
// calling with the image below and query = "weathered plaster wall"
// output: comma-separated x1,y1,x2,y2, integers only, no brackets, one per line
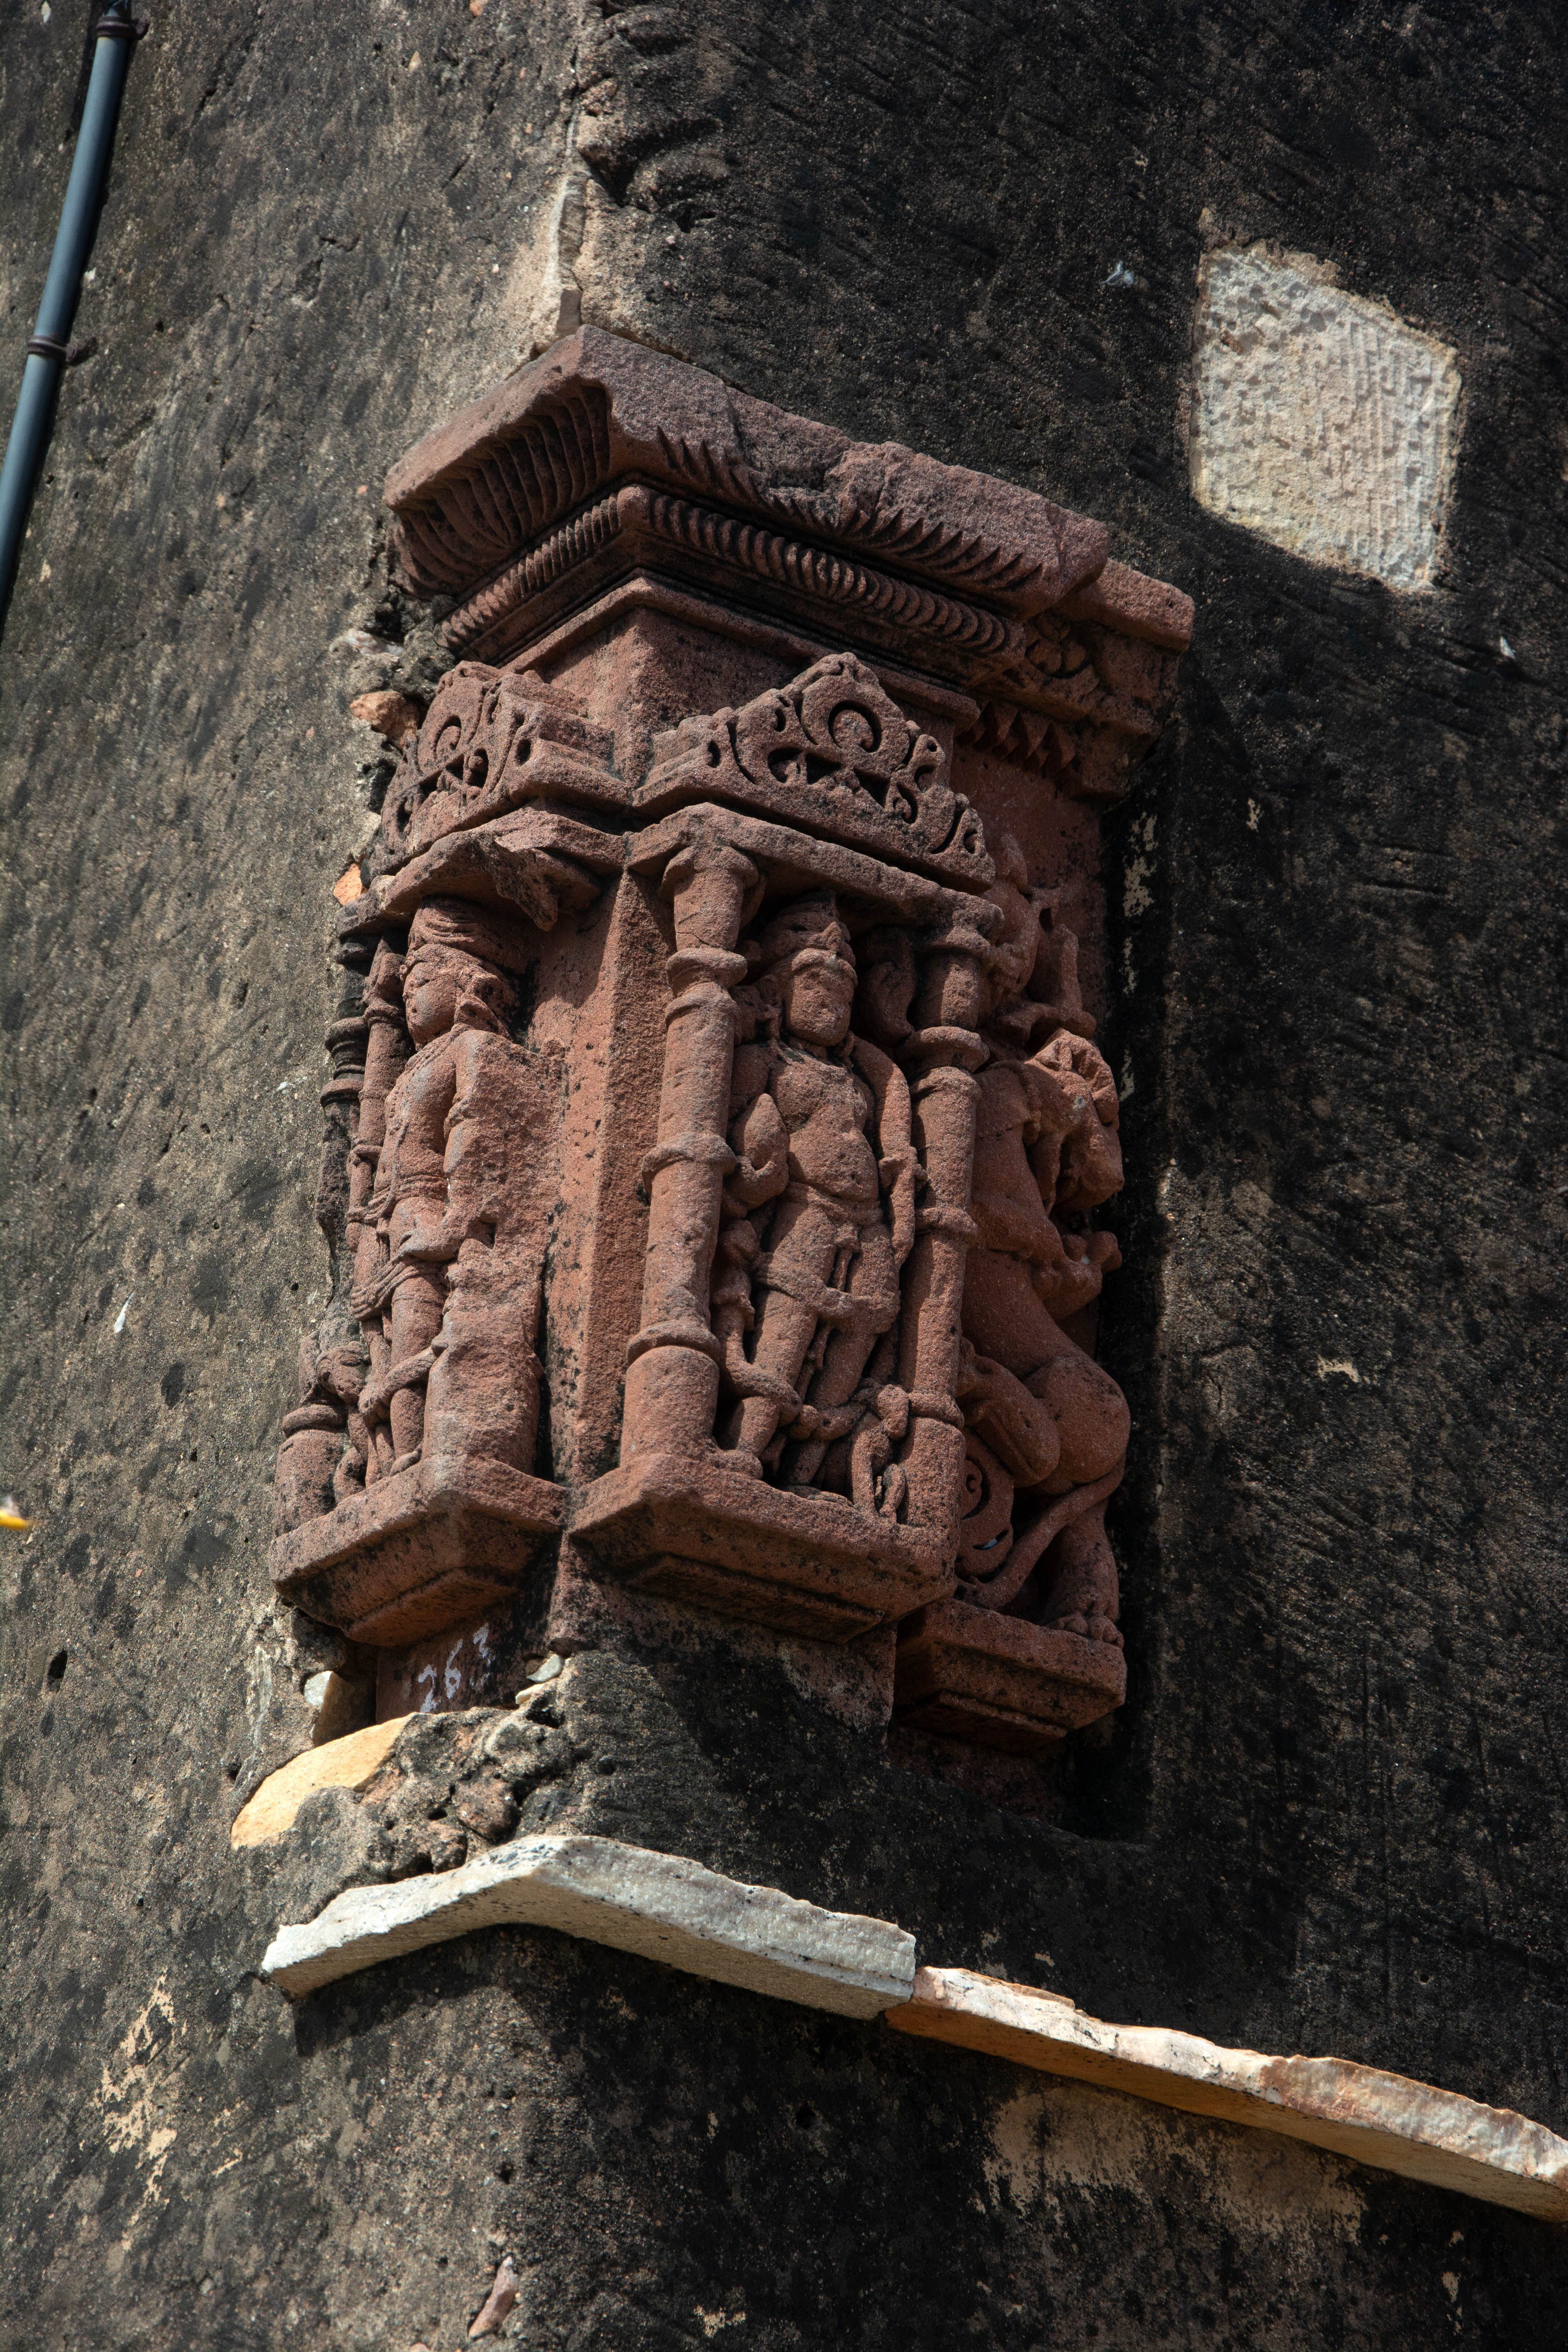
2,2,1565,2345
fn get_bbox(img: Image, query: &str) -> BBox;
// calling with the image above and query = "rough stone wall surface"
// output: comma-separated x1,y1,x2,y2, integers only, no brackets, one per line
1,2,1565,2348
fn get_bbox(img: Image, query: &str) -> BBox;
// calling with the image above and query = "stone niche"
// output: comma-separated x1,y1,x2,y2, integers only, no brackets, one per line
269,327,1190,1768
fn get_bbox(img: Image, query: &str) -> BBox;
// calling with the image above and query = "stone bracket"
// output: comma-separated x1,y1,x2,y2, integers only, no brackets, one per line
270,1457,565,1648
570,1452,954,1643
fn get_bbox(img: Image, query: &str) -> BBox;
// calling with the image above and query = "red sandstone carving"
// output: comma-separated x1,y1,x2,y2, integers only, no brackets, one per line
385,331,1109,621
569,760,994,1641
715,891,916,1501
893,846,1129,1752
272,900,566,1645
370,664,620,878
636,652,991,886
269,328,1190,1762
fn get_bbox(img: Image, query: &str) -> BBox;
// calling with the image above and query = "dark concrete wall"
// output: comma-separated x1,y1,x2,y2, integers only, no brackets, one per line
2,1,1565,2344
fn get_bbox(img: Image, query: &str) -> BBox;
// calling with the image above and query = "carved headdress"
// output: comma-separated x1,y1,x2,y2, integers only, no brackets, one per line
405,895,534,975
751,891,855,984
403,896,532,1034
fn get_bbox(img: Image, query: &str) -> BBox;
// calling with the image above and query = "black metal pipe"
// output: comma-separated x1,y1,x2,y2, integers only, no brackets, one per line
0,5,144,628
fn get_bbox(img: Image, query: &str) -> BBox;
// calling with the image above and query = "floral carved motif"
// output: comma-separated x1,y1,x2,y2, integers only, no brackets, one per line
370,664,619,878
639,652,993,889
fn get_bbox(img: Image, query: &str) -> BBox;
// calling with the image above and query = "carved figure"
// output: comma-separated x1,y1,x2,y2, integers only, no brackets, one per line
955,848,1129,1645
711,892,920,1514
344,896,550,1488
272,334,1191,1695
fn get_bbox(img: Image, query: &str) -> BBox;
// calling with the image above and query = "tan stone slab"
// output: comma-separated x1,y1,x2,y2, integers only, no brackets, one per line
886,1967,1568,2224
261,1832,916,2016
230,1716,413,1848
1188,244,1461,590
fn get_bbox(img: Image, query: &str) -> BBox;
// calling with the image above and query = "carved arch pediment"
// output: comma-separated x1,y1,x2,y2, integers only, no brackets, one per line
637,652,994,891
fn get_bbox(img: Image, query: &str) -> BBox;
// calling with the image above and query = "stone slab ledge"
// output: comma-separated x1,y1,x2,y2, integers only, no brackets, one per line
261,1833,916,2019
888,1966,1568,2226
260,1836,1568,2224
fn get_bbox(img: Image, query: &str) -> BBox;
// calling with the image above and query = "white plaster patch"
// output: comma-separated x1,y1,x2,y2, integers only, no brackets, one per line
504,167,586,359
1190,243,1461,588
98,1977,181,2239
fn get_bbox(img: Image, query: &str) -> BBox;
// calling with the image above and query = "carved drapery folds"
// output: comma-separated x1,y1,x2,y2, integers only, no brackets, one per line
269,328,1190,1757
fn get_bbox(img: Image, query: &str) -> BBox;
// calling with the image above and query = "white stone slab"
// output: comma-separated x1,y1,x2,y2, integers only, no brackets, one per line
258,1840,1568,2222
887,1968,1568,2224
261,1833,916,2015
1190,243,1461,588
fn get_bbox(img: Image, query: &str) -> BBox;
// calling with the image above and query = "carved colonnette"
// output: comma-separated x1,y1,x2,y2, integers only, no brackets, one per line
268,327,1190,1762
270,673,624,1650
572,656,998,1640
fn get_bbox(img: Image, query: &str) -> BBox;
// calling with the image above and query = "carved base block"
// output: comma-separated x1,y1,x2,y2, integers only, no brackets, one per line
572,1454,954,1644
270,1456,564,1648
893,1602,1125,1753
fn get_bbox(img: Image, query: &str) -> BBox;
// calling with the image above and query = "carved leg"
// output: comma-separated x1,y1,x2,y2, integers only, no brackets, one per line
1038,1503,1123,1648
961,1246,1065,1377
789,1223,900,1487
964,1249,1128,1493
725,1196,838,1468
1023,1335,1129,1493
364,1324,396,1482
387,1268,446,1463
272,1418,342,1535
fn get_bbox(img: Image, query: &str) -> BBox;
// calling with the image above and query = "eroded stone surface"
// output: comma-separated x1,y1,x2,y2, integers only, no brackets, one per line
1189,244,1462,588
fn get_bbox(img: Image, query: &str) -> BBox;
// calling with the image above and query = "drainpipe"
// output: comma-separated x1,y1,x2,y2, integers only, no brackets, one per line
0,4,145,628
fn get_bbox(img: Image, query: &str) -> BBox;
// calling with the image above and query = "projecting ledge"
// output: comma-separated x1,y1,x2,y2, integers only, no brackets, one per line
260,1833,916,2018
260,1844,1568,2224
886,1967,1568,2225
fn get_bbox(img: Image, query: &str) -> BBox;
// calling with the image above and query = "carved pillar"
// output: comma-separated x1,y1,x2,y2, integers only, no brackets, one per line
621,837,759,1467
896,921,991,1547
349,942,408,1487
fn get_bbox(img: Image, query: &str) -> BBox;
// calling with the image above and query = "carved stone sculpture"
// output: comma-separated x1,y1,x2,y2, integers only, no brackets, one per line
571,668,997,1641
893,849,1132,1752
347,899,545,1487
715,892,916,1504
267,327,1190,1759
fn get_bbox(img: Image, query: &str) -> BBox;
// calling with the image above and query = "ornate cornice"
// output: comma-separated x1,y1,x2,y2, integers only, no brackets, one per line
384,329,1193,800
443,484,1024,676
